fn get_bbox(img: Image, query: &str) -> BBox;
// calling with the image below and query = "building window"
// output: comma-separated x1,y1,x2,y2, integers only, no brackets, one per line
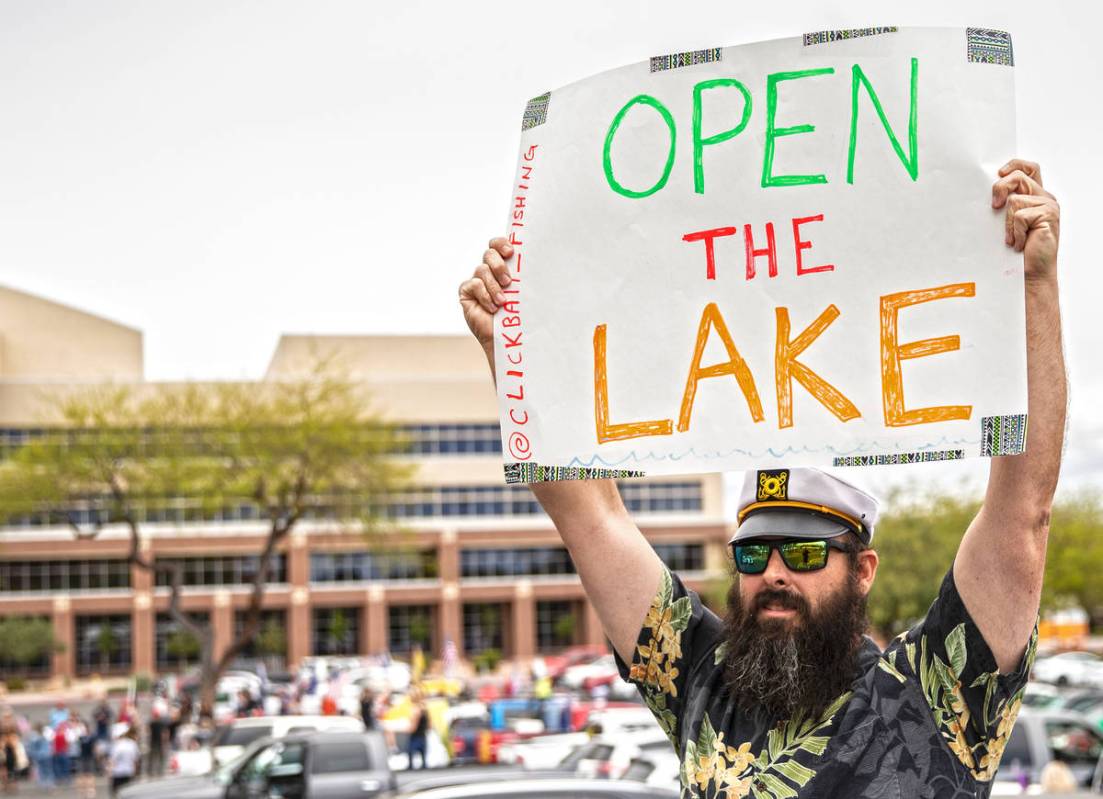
0,616,54,678
652,543,705,572
536,600,581,651
401,423,503,456
312,607,361,657
0,559,131,593
388,605,435,655
463,603,507,656
232,610,288,665
0,480,703,529
155,612,209,672
620,482,703,513
460,547,576,579
75,614,132,675
154,555,287,587
309,550,437,583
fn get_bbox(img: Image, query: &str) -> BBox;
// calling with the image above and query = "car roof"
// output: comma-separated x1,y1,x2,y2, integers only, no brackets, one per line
395,777,677,798
1018,707,1103,725
282,729,383,743
225,715,356,728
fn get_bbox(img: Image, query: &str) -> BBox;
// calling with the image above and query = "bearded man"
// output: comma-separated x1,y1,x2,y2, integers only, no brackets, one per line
458,158,1064,797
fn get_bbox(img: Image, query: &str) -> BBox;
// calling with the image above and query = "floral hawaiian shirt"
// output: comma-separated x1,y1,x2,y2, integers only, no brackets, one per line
614,565,1038,798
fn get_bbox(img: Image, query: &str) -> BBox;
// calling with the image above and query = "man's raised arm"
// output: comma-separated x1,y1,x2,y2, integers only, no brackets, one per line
954,158,1066,674
459,237,665,663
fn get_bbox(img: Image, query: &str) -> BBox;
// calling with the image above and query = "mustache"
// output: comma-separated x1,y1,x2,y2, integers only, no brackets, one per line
752,588,810,615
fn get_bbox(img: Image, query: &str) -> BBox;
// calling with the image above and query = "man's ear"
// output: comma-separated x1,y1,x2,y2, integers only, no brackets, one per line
856,548,879,596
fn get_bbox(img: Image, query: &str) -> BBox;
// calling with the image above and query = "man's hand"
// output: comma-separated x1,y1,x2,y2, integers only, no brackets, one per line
457,235,664,665
991,158,1060,279
956,158,1065,674
458,237,514,365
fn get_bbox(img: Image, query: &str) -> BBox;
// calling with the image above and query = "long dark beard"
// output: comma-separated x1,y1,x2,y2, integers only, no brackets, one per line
720,567,869,723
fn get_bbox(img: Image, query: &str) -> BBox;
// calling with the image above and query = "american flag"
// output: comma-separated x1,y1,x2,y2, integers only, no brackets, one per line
442,637,458,678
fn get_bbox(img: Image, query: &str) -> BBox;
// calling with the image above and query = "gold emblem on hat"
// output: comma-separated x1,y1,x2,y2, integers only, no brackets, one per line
757,469,789,501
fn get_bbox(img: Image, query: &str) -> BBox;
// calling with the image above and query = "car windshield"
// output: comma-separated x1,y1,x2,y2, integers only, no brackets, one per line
213,738,272,784
212,724,274,748
558,742,613,769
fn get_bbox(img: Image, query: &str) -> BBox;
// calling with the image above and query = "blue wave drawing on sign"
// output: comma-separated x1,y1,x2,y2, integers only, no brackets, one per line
565,437,980,468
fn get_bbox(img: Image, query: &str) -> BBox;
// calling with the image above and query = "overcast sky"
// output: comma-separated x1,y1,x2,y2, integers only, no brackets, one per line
1,1,1100,506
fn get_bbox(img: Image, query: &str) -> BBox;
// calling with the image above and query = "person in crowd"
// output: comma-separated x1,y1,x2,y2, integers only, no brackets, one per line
25,724,51,789
47,703,67,732
93,698,113,744
50,712,71,787
0,712,21,794
407,697,429,770
107,727,140,798
73,714,96,799
359,688,377,730
147,705,168,777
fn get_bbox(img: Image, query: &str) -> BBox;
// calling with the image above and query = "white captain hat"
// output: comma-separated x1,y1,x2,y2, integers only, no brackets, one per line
730,467,880,547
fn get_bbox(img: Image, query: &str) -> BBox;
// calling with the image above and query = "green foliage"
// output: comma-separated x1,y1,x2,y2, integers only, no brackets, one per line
0,616,64,666
133,673,154,693
166,627,202,664
4,677,27,691
96,623,119,662
552,611,577,647
867,488,1103,637
256,618,287,657
866,491,979,638
407,612,432,650
0,359,412,533
472,648,502,674
1041,490,1103,623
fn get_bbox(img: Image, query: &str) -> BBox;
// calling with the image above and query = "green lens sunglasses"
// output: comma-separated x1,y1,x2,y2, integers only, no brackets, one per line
732,538,854,575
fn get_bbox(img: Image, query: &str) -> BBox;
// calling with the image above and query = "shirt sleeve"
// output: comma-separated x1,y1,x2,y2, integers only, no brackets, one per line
878,565,1038,783
613,566,723,751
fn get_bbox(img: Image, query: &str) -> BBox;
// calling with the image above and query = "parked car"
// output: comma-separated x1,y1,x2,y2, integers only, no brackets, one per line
1022,681,1063,710
120,730,394,799
557,730,673,780
497,732,591,769
170,714,366,776
560,655,619,690
1032,651,1103,688
392,776,679,799
622,749,682,790
993,708,1103,790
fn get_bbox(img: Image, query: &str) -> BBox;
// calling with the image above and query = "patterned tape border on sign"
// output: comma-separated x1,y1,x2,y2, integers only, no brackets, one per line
966,28,1014,66
505,462,646,484
649,47,722,73
833,450,965,467
803,27,898,46
980,414,1027,456
521,92,551,131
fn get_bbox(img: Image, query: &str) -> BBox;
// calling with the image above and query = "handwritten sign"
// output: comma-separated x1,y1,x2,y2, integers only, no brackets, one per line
495,28,1026,484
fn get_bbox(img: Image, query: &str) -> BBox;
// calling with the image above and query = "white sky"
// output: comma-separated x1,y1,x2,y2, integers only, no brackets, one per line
1,1,1100,506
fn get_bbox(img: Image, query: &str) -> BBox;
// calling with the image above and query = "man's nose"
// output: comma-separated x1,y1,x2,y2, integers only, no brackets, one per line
760,548,791,586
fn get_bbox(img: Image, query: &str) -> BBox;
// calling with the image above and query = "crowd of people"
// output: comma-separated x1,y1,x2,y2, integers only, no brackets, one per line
0,695,181,796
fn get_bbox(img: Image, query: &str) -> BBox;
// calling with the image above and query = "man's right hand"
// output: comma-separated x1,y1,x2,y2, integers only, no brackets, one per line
458,237,514,361
455,234,665,667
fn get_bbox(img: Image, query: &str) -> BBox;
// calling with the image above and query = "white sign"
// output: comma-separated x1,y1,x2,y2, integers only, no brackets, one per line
495,27,1025,484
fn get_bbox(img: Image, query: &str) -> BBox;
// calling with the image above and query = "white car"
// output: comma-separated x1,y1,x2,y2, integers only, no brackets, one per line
560,655,618,690
1032,651,1103,688
585,707,663,736
497,732,591,769
560,729,673,780
168,714,365,776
